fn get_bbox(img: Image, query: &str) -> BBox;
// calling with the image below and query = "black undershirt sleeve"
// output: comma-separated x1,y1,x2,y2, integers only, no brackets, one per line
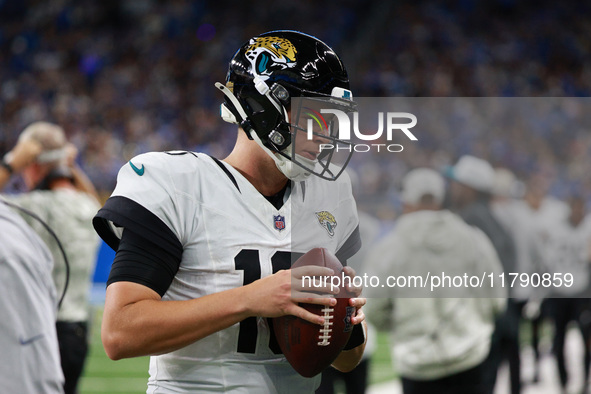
343,324,365,350
108,229,180,297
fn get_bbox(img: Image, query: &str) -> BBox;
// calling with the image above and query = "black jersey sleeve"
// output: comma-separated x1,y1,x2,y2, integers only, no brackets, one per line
93,196,183,296
93,196,182,255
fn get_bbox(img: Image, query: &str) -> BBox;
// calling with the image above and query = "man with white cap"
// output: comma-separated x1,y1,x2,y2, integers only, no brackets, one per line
365,168,505,394
491,168,549,385
446,155,516,279
446,155,519,394
447,155,515,259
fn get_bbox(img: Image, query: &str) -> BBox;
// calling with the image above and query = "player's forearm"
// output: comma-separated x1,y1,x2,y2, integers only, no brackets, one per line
102,270,331,360
331,321,367,372
102,283,252,360
332,344,365,372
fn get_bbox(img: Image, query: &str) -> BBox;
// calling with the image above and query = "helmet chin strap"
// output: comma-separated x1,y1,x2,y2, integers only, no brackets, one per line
215,81,314,181
277,156,316,182
249,129,315,182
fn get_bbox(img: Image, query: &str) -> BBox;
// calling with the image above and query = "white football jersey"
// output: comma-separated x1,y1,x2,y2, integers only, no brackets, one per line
94,152,360,393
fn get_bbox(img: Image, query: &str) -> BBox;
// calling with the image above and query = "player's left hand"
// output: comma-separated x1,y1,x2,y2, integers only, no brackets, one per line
342,266,366,326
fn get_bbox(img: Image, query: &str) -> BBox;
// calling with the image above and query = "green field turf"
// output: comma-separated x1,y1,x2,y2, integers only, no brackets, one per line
79,308,149,393
79,308,397,393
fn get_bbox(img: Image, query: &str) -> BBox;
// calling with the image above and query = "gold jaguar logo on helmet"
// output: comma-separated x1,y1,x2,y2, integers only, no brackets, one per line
245,36,297,79
315,211,337,237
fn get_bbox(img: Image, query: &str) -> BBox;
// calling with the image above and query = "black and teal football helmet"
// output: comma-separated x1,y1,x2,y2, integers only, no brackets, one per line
216,30,356,181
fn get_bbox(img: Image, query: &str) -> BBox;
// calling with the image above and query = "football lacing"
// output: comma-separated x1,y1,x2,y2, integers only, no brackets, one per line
317,306,334,346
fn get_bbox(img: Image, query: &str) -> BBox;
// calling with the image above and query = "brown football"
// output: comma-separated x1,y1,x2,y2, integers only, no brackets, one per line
272,247,355,377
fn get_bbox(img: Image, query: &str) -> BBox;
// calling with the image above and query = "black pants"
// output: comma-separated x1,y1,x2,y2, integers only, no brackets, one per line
480,300,521,394
400,359,488,394
528,298,552,383
316,359,370,394
547,298,591,389
56,321,89,394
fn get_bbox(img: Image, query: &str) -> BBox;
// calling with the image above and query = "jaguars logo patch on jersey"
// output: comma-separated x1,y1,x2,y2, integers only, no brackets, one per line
315,210,337,237
245,36,297,79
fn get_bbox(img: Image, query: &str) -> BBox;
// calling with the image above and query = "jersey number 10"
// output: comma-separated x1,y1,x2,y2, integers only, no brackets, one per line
234,249,302,354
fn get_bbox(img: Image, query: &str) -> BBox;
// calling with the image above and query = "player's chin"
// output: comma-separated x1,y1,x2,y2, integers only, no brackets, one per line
297,150,318,161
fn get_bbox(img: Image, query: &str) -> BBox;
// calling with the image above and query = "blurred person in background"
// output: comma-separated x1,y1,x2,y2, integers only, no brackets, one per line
365,168,506,394
518,175,571,384
0,197,64,393
0,122,101,394
491,168,545,388
542,196,591,394
446,155,519,394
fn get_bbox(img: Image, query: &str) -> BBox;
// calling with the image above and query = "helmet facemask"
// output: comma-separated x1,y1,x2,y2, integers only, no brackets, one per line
217,80,356,181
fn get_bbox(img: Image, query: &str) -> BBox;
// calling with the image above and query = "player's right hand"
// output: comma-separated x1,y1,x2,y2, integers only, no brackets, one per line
244,267,337,326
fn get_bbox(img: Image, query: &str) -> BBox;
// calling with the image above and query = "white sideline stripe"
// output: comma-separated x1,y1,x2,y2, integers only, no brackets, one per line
368,380,402,394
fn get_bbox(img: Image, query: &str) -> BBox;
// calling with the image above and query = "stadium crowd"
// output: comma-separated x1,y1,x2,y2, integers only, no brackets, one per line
1,0,590,207
2,2,591,393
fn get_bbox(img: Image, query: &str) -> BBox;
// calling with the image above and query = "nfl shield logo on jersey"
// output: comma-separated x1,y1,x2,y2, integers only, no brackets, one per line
274,215,286,231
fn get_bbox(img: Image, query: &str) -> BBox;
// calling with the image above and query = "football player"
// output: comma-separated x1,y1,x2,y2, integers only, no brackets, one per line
93,30,366,393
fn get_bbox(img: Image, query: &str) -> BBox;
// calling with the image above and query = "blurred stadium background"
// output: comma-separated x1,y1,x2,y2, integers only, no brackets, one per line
2,0,591,393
